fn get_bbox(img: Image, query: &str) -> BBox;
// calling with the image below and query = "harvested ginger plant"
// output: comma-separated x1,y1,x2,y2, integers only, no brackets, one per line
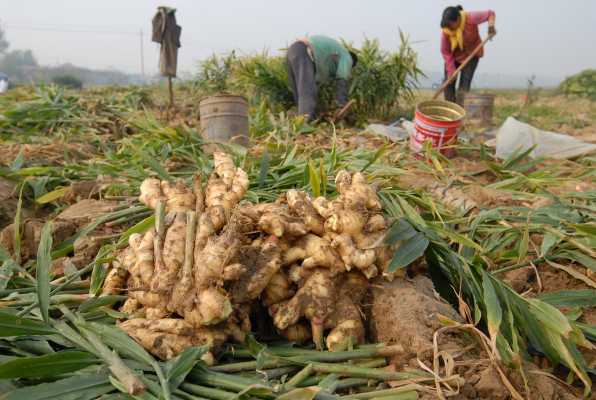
105,152,401,360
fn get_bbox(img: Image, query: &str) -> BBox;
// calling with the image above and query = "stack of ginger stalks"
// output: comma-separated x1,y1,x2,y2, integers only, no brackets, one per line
103,152,402,363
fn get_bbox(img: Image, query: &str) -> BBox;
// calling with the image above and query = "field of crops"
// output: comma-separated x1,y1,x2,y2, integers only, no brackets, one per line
0,83,594,400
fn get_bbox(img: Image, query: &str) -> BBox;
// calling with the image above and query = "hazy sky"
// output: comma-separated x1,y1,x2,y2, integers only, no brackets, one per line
2,0,595,80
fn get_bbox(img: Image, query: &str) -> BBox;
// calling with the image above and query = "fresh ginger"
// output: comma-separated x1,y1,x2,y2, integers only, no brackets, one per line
114,154,402,359
324,272,367,351
139,178,164,209
119,318,226,361
335,171,382,211
286,190,325,235
194,219,242,289
161,180,196,213
152,212,186,293
262,271,295,306
279,322,312,344
331,234,378,279
270,269,337,349
229,236,282,303
284,234,344,272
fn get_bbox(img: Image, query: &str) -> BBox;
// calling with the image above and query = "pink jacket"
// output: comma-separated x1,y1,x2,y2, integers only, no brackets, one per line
441,10,495,77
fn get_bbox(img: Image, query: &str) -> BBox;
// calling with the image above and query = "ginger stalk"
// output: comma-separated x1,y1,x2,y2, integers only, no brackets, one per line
168,211,197,313
193,173,205,213
194,220,241,289
151,212,186,293
194,213,215,262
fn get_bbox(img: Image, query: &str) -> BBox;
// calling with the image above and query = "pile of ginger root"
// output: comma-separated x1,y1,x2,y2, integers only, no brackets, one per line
103,152,401,363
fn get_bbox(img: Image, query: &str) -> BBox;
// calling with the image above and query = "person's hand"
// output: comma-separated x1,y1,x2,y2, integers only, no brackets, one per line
488,25,497,38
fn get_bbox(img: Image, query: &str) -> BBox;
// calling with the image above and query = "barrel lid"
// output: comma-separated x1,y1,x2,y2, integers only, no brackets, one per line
199,94,248,105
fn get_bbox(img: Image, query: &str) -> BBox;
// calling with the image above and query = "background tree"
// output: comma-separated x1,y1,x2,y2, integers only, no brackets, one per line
0,25,10,54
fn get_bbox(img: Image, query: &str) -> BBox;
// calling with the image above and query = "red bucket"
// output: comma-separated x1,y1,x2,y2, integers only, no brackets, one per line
411,100,465,158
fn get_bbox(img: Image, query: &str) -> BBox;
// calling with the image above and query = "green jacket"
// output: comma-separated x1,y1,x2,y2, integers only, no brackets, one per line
307,35,353,84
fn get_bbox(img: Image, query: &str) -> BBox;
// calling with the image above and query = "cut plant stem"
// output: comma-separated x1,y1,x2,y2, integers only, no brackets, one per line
189,368,274,396
306,362,429,382
181,383,237,400
287,363,314,387
211,346,403,372
340,385,420,399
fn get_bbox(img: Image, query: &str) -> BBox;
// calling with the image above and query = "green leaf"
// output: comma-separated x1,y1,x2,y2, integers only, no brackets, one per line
482,272,503,346
0,351,97,379
78,295,127,313
538,290,596,308
319,158,327,196
37,221,53,324
571,223,596,237
36,187,68,204
517,226,529,263
0,251,17,291
388,232,429,272
81,321,155,366
3,373,112,400
0,311,56,336
165,346,208,392
13,184,24,265
258,149,270,188
116,215,155,247
556,250,596,272
396,196,425,227
307,160,320,198
89,248,111,296
139,149,171,181
10,148,25,172
384,218,416,245
360,145,387,172
527,299,573,337
540,233,559,257
277,387,319,400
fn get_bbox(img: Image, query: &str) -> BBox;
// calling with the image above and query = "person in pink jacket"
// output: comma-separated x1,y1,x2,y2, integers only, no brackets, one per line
440,5,496,105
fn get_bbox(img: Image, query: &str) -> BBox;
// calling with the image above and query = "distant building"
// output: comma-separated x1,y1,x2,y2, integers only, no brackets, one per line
0,72,8,94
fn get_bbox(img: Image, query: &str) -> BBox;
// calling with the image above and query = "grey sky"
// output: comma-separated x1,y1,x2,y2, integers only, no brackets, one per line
2,0,595,80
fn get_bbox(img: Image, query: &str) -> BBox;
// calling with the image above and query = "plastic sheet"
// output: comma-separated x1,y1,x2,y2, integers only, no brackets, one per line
495,117,596,159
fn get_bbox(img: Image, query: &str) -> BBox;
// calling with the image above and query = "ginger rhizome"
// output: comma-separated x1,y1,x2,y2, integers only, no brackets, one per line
105,155,398,359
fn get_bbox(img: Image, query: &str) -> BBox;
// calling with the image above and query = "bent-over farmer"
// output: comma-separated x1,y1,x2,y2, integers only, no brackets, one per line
286,35,358,121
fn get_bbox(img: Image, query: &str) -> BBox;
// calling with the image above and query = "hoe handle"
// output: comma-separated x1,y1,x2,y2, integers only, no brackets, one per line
432,35,493,100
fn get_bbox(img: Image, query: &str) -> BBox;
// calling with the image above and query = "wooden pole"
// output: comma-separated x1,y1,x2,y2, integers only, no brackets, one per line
168,76,174,107
432,35,493,100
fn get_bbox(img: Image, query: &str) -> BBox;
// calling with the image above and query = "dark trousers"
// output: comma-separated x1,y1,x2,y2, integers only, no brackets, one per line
287,42,317,120
443,57,479,105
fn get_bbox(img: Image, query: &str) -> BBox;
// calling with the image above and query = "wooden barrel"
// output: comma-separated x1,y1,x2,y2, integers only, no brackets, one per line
199,95,249,146
464,93,494,127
